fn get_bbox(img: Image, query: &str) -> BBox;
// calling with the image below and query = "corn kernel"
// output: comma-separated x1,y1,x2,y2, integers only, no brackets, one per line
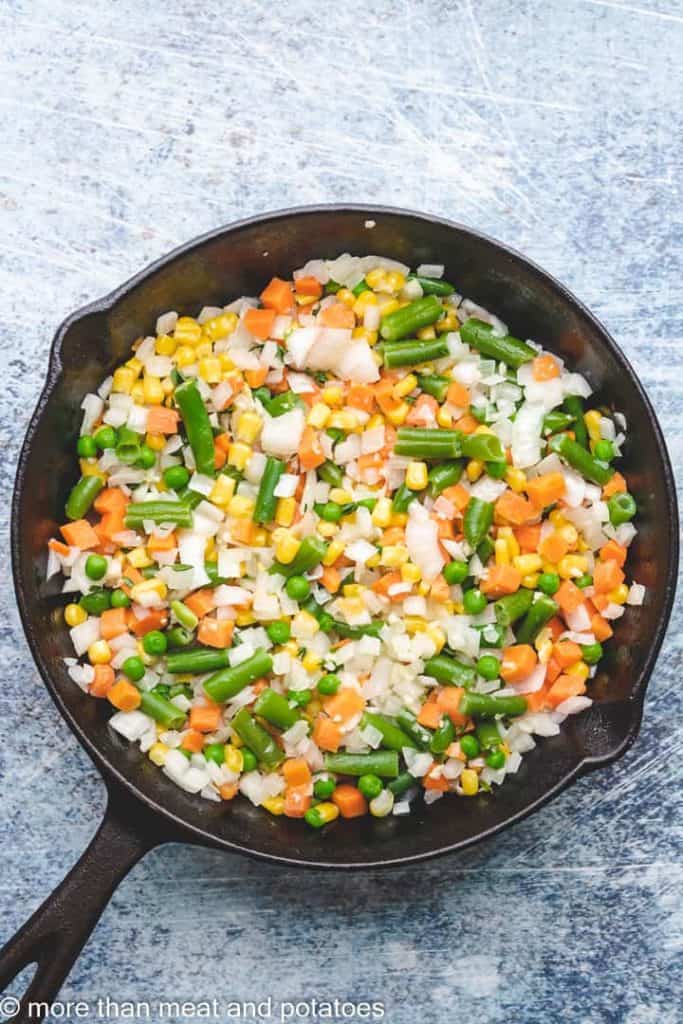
466,459,484,482
227,495,255,518
131,382,145,404
125,356,143,378
506,468,526,492
522,573,540,589
405,461,428,490
174,344,196,368
461,769,479,796
426,624,446,653
366,553,381,569
497,526,520,559
227,442,251,470
145,432,166,451
174,316,202,346
148,742,169,767
352,291,378,316
219,354,236,371
328,410,360,431
275,497,296,527
513,554,543,575
224,745,244,773
567,661,590,682
436,312,460,333
302,650,321,673
317,520,339,538
307,402,331,429
88,640,112,665
537,638,554,664
558,524,579,549
494,539,510,567
416,325,437,341
336,288,355,307
549,509,569,528
142,376,164,405
272,534,297,566
203,312,238,341
162,377,175,396
130,578,168,602
351,326,378,345
404,616,427,634
65,603,87,627
380,544,409,568
322,386,344,407
127,546,153,569
262,796,285,815
437,406,453,428
401,561,421,584
608,583,629,605
311,801,339,824
384,401,410,426
80,459,104,478
385,270,406,293
584,409,602,443
323,540,345,566
236,411,262,443
365,268,387,289
235,609,256,627
378,297,400,317
329,488,352,504
155,334,177,356
558,554,588,579
418,580,431,597
197,357,221,384
372,497,392,528
252,528,268,547
112,366,136,394
209,475,236,508
292,610,320,638
390,512,408,527
393,374,418,399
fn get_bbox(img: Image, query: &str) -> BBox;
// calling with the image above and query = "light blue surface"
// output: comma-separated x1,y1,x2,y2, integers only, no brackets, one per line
1,1,681,1021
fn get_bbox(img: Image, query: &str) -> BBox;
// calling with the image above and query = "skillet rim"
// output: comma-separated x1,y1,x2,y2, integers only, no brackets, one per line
11,203,679,869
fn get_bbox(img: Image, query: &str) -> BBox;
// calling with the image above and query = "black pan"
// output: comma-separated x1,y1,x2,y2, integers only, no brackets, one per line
2,206,677,1022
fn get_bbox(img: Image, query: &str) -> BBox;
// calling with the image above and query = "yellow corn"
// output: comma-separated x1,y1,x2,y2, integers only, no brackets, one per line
65,603,87,628
155,333,177,356
405,461,428,490
161,377,175,396
506,468,527,493
198,357,222,384
275,497,296,527
227,495,254,519
145,432,166,451
494,539,510,567
227,442,251,470
328,410,360,431
80,459,103,478
558,554,588,579
127,546,153,569
385,270,406,293
378,297,400,317
173,317,202,346
302,650,321,672
461,769,479,796
311,802,339,824
390,512,408,527
174,345,196,368
549,509,569,528
366,553,381,568
371,497,393,528
466,459,483,482
224,745,244,773
393,374,418,399
584,409,602,444
404,616,427,634
416,325,437,341
236,411,262,443
426,624,446,653
384,402,410,426
323,540,345,566
322,386,344,407
567,661,590,682
148,742,169,767
235,609,256,627
125,356,143,378
436,311,459,333
262,796,285,816
558,524,579,549
380,544,409,568
130,578,167,602
307,402,331,429
537,638,554,664
209,475,236,508
417,580,430,597
195,341,212,359
342,583,362,598
437,407,453,428
219,355,236,373
143,376,164,405
88,640,112,665
400,561,421,585
352,291,378,316
608,583,629,605
131,383,144,405
203,312,238,341
365,268,386,289
112,366,136,394
275,533,300,565
513,554,543,575
522,573,539,589
336,288,355,307
317,520,339,538
497,526,520,559
292,610,319,638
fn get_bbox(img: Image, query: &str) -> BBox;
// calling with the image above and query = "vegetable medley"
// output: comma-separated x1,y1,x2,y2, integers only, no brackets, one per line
48,254,643,826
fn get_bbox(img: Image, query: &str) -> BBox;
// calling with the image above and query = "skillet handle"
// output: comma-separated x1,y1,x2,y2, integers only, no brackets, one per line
0,784,167,1023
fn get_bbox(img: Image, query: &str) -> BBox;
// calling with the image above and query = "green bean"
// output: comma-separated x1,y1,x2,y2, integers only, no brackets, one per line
464,497,494,549
383,337,449,369
317,461,344,487
475,721,503,751
423,654,476,688
65,475,104,521
264,390,303,417
428,460,464,497
417,373,450,402
253,456,285,524
459,318,535,369
204,648,273,704
323,751,399,778
388,771,417,796
231,709,283,768
459,692,527,719
407,274,455,297
392,483,418,514
543,410,575,436
125,501,193,528
253,688,300,731
361,712,418,751
332,619,383,640
395,427,462,460
515,596,559,644
139,690,187,730
430,715,455,755
396,709,433,749
380,295,443,342
352,278,370,297
563,396,588,448
494,589,534,627
170,600,198,631
166,648,231,674
115,426,142,466
461,433,504,462
270,535,328,578
548,434,614,486
174,378,216,477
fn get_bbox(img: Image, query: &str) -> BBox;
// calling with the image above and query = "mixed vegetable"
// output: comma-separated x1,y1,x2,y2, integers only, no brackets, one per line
47,254,644,826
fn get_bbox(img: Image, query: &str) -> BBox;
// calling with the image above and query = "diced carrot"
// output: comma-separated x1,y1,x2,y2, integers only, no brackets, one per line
324,688,365,724
108,680,141,712
553,640,583,669
599,539,627,568
546,656,563,684
100,607,128,641
371,572,402,597
526,473,566,508
602,472,626,498
332,784,368,819
219,783,239,801
260,276,294,313
423,765,449,792
435,687,467,726
244,307,276,340
531,354,560,381
197,617,234,649
230,519,256,544
591,593,610,612
525,685,551,712
417,698,443,729
546,616,566,641
546,674,586,708
147,531,177,553
89,664,115,698
357,452,384,473
283,758,312,788
346,384,375,413
294,275,323,299
539,532,569,563
181,729,205,752
555,580,584,614
441,483,470,512
312,716,342,752
189,703,222,733
184,589,216,618
429,574,451,603
591,613,613,641
515,523,542,552
60,519,101,549
480,564,522,598
319,302,355,329
48,538,71,557
284,785,312,818
500,644,537,683
436,518,456,540
406,394,438,426
215,433,231,455
146,407,179,434
129,608,169,637
321,566,342,594
593,560,625,594
495,491,538,526
446,381,470,408
299,425,326,470
374,383,403,416
96,510,126,543
244,366,268,389
380,527,405,546
454,414,478,435
94,488,128,514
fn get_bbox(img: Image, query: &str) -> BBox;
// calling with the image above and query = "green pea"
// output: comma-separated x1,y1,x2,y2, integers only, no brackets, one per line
317,673,341,696
313,778,336,800
486,461,508,479
286,575,311,601
204,743,226,765
459,734,480,759
143,630,168,657
358,774,383,800
581,642,603,665
122,656,145,682
476,655,500,681
85,554,107,581
77,435,98,458
443,560,469,585
538,572,560,596
166,625,194,649
266,621,291,645
608,492,637,526
110,588,131,608
94,425,117,450
319,501,343,522
288,688,313,707
463,588,487,615
241,748,258,772
79,590,111,615
136,445,157,469
575,573,593,589
304,807,327,828
163,465,191,491
486,749,506,770
593,439,615,462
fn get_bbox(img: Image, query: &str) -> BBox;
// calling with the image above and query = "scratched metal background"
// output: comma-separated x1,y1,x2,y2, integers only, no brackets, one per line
0,1,681,1022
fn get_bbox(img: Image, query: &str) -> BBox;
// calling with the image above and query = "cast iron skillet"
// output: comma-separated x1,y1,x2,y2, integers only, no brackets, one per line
1,206,678,1022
